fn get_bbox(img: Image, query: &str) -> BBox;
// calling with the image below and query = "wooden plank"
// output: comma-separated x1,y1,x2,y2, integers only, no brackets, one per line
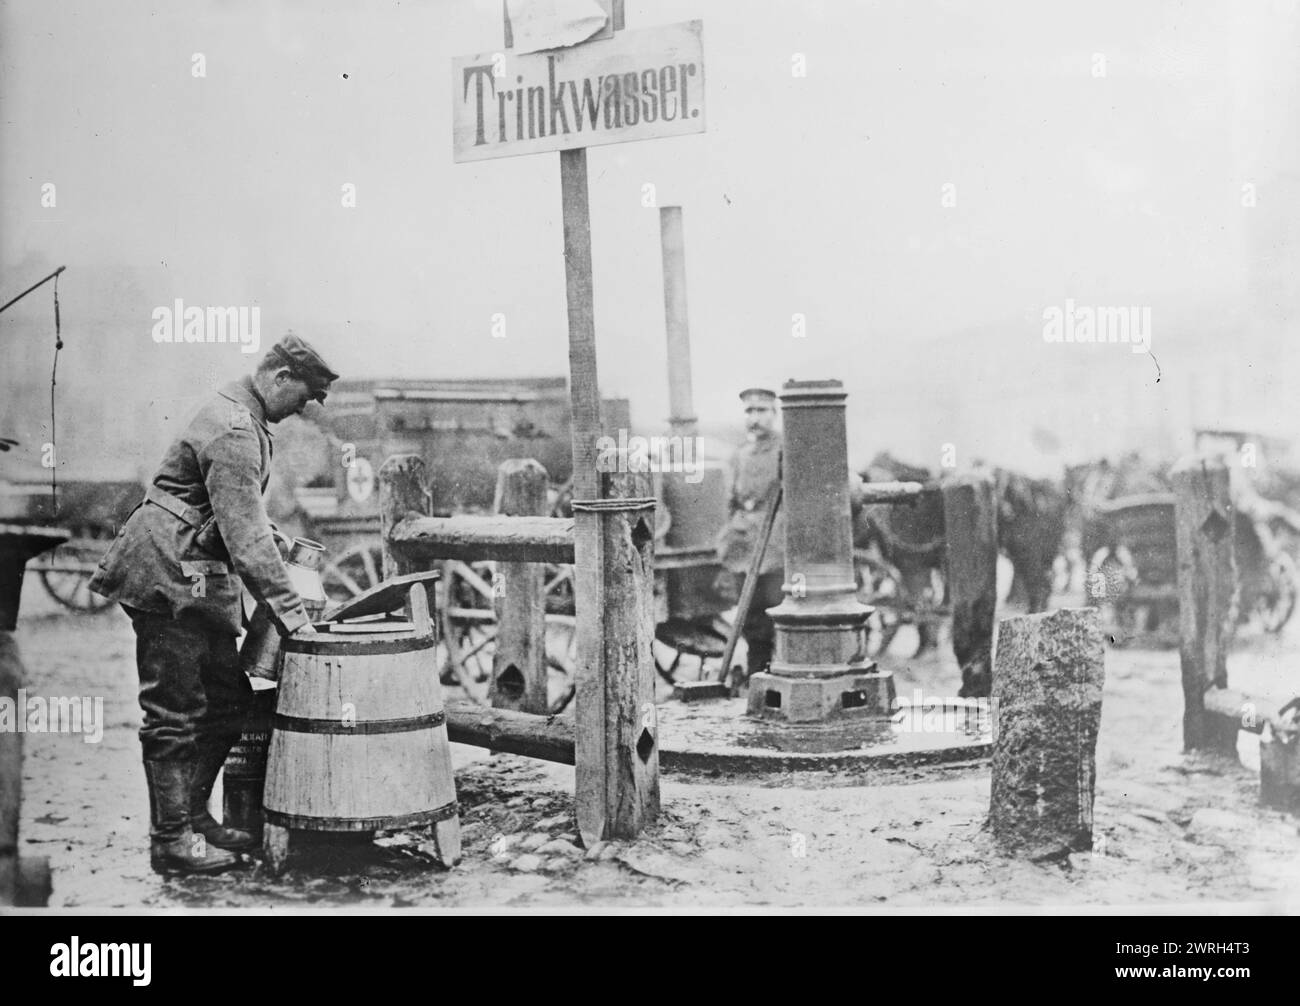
445,698,575,764
389,515,574,564
1171,454,1239,755
1202,686,1272,736
942,472,998,698
322,570,442,623
492,459,549,714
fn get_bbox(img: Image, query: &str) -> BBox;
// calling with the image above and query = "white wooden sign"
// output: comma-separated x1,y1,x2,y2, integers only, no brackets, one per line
452,20,704,162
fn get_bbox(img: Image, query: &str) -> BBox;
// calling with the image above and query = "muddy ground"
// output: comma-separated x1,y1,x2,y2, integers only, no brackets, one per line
10,577,1300,912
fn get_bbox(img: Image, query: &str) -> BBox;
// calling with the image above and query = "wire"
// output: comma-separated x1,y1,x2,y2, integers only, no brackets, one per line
50,272,62,516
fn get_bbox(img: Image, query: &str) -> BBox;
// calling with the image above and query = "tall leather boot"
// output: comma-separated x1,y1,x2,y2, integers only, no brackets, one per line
190,738,255,851
144,760,242,874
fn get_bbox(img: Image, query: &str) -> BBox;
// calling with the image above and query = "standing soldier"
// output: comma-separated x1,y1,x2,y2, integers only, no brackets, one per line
715,387,785,679
91,333,338,874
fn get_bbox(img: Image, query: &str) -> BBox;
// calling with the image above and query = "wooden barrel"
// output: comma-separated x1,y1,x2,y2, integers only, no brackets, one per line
263,590,458,833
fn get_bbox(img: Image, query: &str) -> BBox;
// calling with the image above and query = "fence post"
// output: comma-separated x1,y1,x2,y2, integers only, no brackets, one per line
573,462,660,843
491,459,549,714
989,608,1106,858
1171,454,1238,756
943,471,999,698
379,454,429,579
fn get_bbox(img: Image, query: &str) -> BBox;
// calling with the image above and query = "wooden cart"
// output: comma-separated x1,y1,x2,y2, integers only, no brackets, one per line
287,376,736,712
5,479,142,613
1085,490,1297,645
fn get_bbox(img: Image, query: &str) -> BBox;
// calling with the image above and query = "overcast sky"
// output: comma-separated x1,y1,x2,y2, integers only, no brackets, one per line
2,0,1296,477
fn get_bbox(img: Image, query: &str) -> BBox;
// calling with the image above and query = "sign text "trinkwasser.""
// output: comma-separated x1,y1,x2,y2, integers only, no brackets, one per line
453,21,705,162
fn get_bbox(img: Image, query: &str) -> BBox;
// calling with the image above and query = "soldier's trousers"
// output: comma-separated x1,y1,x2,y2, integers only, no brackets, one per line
736,571,786,677
123,605,252,762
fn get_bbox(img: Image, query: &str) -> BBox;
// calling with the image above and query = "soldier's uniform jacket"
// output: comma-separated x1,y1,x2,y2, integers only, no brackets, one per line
90,376,310,637
715,433,785,575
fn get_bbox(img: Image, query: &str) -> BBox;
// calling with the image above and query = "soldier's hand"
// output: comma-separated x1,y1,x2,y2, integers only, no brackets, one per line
271,528,293,559
292,623,318,637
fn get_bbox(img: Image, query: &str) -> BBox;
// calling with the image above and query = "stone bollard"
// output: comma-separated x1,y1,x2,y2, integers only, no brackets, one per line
989,608,1106,859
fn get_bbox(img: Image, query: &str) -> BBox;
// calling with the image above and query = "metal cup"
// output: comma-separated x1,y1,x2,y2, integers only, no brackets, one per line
287,537,325,570
285,537,327,612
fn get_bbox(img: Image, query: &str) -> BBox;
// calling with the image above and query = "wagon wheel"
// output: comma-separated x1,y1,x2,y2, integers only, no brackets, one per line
854,550,913,658
1257,552,1298,634
652,613,734,685
38,522,116,613
441,559,578,714
862,566,904,657
320,540,385,605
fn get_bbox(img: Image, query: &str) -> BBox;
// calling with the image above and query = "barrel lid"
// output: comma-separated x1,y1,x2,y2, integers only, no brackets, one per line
284,624,434,654
317,619,414,634
322,570,442,622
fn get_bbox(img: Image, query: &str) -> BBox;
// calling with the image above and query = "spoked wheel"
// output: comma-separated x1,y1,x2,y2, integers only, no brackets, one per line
320,540,385,606
652,614,733,686
854,551,912,658
37,522,116,613
1257,552,1298,634
441,559,578,714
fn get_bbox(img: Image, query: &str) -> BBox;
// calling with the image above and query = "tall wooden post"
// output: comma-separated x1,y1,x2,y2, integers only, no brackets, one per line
491,459,549,713
561,147,659,844
943,471,998,698
1171,454,1238,755
573,464,659,836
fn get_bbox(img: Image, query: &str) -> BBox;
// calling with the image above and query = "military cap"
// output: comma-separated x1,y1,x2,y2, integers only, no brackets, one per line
739,387,777,404
266,331,340,402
